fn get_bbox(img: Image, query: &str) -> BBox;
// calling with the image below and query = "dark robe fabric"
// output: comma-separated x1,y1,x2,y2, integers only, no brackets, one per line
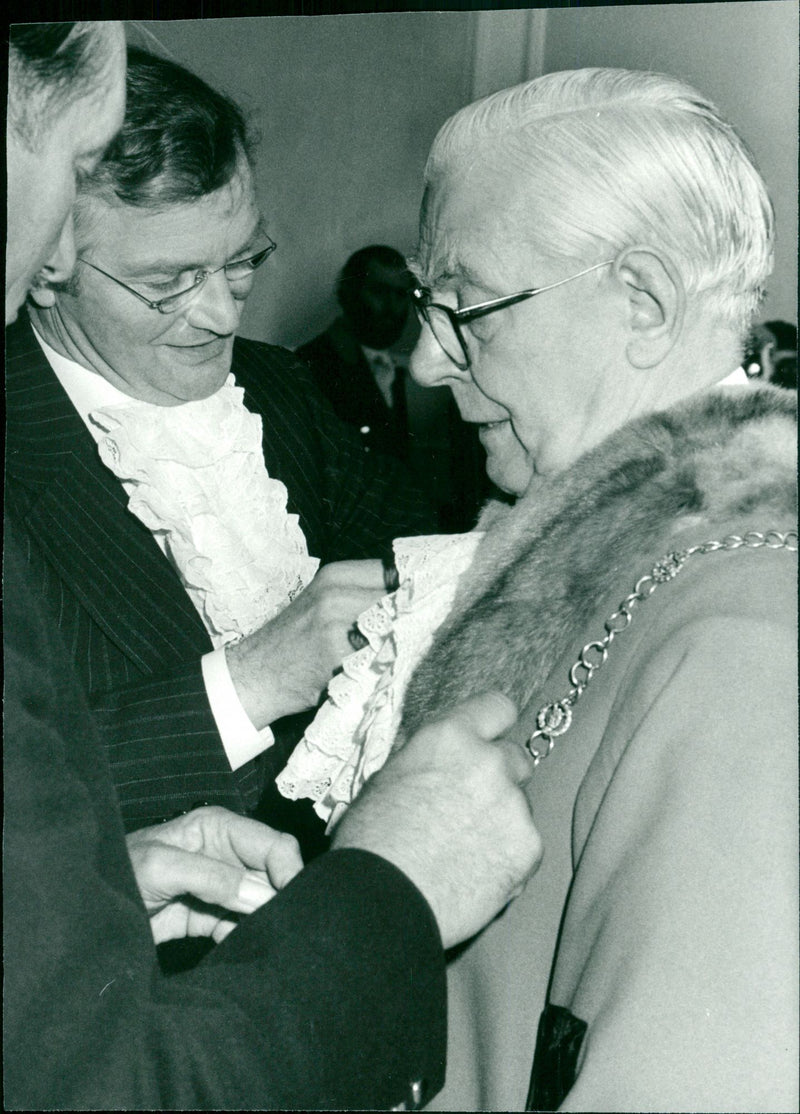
3,521,446,1110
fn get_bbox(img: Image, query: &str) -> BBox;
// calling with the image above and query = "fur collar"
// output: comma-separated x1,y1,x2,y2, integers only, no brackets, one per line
401,387,797,737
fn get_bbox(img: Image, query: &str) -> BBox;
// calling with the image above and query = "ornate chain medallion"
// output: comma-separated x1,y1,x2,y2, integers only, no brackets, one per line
526,530,798,764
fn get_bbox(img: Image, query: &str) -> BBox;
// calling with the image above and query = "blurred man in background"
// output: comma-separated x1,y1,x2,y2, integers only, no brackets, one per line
300,244,491,528
299,245,415,459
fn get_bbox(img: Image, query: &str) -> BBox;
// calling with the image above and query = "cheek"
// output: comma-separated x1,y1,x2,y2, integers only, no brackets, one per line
74,292,167,365
470,348,530,412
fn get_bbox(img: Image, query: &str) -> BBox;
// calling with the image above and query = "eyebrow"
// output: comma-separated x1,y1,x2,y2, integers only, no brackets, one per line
434,263,482,287
408,245,486,291
80,145,108,166
124,215,269,277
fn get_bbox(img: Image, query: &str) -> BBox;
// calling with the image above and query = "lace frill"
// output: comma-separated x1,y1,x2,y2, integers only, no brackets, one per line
276,531,484,826
90,376,320,648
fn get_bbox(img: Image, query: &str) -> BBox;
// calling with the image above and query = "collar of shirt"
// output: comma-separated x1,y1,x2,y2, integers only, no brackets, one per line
718,365,751,387
361,346,402,408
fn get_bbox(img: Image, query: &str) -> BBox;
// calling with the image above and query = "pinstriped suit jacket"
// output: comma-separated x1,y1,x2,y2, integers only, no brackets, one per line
5,313,435,831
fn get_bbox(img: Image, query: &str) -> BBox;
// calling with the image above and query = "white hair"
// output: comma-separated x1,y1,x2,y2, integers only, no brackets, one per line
8,22,120,149
425,68,774,337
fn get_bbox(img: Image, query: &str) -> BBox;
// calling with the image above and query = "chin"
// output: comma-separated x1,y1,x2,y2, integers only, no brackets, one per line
486,456,534,498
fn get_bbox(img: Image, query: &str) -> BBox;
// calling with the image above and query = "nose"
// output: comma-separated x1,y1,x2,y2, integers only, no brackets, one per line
40,216,78,286
184,267,244,335
410,322,470,388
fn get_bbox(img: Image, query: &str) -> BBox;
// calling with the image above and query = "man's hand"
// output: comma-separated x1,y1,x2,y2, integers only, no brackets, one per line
127,806,303,945
331,692,541,949
226,560,386,729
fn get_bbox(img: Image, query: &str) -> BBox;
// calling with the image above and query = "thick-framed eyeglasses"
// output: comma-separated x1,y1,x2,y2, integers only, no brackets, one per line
77,238,277,314
411,259,614,370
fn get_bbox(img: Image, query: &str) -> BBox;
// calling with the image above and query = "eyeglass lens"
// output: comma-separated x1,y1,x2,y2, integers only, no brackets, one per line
417,303,469,369
157,245,276,313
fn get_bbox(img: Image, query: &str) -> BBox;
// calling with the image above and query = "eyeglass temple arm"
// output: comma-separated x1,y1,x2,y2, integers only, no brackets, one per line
78,258,162,309
455,260,615,319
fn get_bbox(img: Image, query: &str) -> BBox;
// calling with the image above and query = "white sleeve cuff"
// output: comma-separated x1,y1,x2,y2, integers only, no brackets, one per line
201,648,275,771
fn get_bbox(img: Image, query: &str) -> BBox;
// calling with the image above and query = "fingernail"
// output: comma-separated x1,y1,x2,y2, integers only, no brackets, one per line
238,873,276,910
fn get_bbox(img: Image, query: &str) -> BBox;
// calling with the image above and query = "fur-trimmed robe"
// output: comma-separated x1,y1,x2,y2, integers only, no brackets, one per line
403,387,798,1113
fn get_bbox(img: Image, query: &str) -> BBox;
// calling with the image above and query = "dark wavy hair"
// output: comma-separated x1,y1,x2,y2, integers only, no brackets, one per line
9,22,114,146
83,46,255,209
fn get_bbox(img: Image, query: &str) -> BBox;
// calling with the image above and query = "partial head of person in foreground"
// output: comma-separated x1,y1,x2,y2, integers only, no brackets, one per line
409,68,775,495
28,47,273,407
6,21,126,325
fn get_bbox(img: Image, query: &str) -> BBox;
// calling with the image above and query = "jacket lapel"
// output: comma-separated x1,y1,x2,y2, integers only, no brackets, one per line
5,315,210,672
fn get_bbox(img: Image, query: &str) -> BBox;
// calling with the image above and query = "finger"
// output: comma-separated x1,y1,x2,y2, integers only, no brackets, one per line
316,559,385,590
153,845,275,913
237,870,278,911
211,917,240,944
330,586,394,622
260,832,304,890
185,905,240,942
221,815,303,883
440,691,519,740
496,737,536,787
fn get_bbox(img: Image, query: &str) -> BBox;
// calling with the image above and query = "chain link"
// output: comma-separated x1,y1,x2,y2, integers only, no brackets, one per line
526,529,797,764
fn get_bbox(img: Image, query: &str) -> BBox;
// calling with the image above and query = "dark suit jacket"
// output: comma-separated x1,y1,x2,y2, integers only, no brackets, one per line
298,318,493,531
3,524,446,1110
298,316,410,460
5,313,436,831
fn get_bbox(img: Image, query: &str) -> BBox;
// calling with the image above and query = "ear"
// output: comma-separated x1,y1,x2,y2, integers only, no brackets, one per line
614,247,685,369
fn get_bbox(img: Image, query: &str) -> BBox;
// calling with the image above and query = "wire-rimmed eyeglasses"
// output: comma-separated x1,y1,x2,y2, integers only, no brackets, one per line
77,238,277,314
411,259,614,370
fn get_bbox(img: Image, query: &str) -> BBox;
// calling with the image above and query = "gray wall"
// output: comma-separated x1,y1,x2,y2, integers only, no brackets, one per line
128,4,798,346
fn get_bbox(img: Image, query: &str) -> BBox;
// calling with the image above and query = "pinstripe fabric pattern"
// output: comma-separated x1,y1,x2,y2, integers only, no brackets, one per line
5,314,435,830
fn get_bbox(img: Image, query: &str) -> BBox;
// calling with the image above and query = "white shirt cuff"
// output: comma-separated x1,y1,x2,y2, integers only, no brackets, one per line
201,648,275,771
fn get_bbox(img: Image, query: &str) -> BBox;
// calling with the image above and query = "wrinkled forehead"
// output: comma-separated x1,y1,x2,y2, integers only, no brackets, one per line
414,162,526,290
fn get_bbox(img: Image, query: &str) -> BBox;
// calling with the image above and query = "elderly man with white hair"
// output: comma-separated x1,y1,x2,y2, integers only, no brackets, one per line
280,67,797,1112
404,67,798,1114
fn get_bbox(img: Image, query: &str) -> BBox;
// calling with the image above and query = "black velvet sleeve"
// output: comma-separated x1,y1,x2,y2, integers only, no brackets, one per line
4,525,447,1111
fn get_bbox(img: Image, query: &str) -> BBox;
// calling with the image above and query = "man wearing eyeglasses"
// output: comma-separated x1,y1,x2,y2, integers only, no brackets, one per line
5,46,435,845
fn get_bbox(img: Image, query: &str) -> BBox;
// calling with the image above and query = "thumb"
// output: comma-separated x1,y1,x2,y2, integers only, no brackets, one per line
445,690,518,739
261,830,304,890
161,847,276,914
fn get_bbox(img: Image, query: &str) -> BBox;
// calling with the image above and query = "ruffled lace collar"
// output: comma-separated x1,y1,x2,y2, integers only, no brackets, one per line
277,531,483,825
90,376,319,647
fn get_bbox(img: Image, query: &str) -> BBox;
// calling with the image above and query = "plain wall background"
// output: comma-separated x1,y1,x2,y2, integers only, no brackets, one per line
128,3,798,347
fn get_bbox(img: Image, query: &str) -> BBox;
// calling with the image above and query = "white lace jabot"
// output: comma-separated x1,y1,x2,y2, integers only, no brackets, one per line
277,531,483,826
90,375,320,648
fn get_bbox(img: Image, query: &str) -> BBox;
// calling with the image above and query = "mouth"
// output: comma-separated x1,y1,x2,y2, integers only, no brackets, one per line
167,336,231,359
171,335,229,348
475,418,511,439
